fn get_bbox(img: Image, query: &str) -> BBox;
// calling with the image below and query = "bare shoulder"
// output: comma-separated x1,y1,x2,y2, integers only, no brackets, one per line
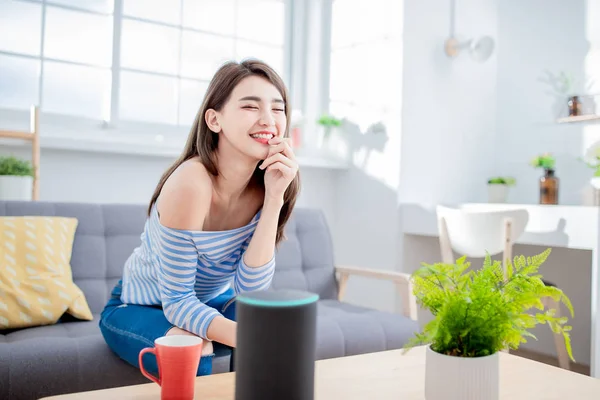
157,159,213,230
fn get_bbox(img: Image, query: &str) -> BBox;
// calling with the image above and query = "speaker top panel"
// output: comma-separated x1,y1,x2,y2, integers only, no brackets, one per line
237,289,319,308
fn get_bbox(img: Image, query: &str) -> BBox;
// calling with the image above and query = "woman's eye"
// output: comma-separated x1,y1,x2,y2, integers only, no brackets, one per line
243,105,258,110
273,108,285,112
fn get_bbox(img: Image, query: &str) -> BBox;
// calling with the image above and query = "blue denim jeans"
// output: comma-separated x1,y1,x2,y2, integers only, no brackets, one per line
99,279,236,376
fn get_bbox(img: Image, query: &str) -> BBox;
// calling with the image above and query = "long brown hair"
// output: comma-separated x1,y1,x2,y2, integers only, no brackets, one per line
148,59,300,245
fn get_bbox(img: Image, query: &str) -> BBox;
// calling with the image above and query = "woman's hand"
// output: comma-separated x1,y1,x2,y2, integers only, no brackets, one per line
259,137,298,203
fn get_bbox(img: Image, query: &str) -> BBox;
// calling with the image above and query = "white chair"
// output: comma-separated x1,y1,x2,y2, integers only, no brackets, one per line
436,205,570,370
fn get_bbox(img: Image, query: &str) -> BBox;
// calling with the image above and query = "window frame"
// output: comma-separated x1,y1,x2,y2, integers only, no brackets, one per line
0,0,298,143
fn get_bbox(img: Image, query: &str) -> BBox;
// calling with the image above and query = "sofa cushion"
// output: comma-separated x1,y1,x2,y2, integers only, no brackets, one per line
0,216,93,330
0,314,101,343
315,300,418,360
269,209,338,300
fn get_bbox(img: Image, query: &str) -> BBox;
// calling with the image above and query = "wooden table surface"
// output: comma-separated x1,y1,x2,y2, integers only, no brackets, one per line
42,346,600,399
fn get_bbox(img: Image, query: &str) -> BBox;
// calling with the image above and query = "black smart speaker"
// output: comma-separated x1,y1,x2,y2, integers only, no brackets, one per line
234,289,319,400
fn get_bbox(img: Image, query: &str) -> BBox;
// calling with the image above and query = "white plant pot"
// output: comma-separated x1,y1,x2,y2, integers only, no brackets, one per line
0,175,33,201
425,346,499,400
487,184,508,203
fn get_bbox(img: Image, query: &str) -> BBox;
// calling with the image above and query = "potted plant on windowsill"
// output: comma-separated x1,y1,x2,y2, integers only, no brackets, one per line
487,176,515,203
404,249,574,400
0,155,34,201
317,114,343,140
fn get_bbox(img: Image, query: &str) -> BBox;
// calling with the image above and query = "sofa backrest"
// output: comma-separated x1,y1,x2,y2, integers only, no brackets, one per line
0,201,338,314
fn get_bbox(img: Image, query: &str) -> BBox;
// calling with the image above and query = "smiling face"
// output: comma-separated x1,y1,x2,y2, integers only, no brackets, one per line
205,75,287,161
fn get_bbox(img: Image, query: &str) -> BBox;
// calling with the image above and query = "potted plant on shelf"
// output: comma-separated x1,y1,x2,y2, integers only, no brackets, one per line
0,155,34,201
404,249,574,400
538,69,595,117
530,153,559,205
486,176,515,203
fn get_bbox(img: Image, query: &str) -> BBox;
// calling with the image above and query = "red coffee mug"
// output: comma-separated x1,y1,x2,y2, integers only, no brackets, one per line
139,335,204,400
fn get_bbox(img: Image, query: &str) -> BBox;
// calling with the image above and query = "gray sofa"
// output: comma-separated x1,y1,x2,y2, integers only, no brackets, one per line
0,201,417,400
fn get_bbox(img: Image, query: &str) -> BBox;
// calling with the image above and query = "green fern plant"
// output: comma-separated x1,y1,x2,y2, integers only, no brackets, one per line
404,249,574,360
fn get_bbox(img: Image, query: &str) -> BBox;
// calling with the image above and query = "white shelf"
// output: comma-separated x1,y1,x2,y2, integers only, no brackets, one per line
556,114,600,123
1,134,349,170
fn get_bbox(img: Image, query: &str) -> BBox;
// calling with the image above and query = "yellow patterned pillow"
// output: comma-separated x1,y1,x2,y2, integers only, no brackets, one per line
0,216,93,329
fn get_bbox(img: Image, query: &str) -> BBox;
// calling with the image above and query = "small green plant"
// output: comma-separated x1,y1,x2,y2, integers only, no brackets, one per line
317,114,342,127
530,153,556,171
487,176,516,186
404,249,574,360
0,156,33,177
317,114,342,139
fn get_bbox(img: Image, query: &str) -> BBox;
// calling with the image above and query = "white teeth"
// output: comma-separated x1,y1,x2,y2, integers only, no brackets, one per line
250,133,274,139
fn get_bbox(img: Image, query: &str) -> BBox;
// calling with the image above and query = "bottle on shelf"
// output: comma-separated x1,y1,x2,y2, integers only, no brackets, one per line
539,168,559,205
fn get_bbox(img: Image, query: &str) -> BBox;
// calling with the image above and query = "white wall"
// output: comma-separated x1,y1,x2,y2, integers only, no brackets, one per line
495,0,596,205
399,0,498,206
0,144,340,232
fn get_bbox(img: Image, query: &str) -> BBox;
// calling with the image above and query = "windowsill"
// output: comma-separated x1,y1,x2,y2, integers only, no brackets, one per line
2,132,350,170
0,108,349,170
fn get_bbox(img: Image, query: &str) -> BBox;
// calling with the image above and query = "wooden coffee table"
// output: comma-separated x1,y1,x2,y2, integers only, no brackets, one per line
42,346,600,399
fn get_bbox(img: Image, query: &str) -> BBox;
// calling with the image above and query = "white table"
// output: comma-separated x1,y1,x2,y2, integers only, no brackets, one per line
400,202,600,378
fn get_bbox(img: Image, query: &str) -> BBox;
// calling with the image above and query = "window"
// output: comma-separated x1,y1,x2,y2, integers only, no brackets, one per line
0,0,113,119
0,0,290,131
328,0,401,127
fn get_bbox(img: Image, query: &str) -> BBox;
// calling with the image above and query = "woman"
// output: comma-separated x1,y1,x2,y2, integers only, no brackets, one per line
99,59,300,376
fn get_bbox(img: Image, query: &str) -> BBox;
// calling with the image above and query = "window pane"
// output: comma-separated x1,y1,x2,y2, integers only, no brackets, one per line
332,0,398,48
48,0,113,13
329,47,365,103
44,6,113,67
365,40,400,110
179,79,208,127
181,32,234,80
331,0,362,49
42,61,111,119
121,19,179,75
182,0,235,35
0,1,42,56
236,41,284,77
123,0,181,25
237,0,284,46
120,71,178,124
0,55,40,110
